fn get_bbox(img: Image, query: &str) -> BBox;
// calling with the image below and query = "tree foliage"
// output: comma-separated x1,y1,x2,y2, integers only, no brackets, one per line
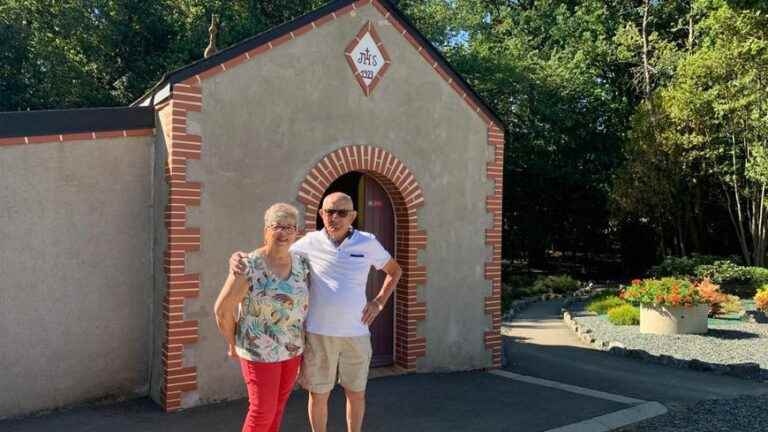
2,0,767,273
0,0,325,110
404,0,635,268
613,0,768,265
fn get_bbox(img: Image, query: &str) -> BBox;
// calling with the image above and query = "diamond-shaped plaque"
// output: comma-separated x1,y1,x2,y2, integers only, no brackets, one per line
345,21,391,96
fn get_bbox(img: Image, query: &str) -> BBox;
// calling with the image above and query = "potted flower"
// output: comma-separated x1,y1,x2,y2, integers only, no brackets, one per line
695,278,729,317
620,278,710,335
755,286,768,322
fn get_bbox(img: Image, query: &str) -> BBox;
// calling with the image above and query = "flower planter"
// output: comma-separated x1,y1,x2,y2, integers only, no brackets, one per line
639,304,709,335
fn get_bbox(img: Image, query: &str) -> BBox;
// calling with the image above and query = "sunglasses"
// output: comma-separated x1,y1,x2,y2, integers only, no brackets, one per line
321,208,353,218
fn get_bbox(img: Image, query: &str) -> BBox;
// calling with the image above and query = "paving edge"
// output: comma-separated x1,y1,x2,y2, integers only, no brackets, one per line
502,295,550,321
542,402,668,432
489,370,667,432
490,370,645,404
561,297,766,382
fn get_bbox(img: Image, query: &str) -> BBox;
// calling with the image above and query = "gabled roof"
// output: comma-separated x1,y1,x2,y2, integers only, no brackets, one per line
133,0,504,128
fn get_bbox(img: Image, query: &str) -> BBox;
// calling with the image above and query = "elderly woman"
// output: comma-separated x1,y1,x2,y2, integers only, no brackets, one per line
214,203,310,432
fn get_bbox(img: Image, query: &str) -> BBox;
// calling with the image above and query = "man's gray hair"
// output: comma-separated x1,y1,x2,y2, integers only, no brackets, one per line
264,202,299,226
322,192,354,209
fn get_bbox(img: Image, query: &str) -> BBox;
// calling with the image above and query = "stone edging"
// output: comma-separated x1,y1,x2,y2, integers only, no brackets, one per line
501,285,606,321
502,293,567,321
502,296,538,321
561,295,765,382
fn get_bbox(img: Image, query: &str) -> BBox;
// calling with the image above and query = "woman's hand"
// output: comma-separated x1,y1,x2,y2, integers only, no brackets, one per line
227,343,237,358
229,251,247,275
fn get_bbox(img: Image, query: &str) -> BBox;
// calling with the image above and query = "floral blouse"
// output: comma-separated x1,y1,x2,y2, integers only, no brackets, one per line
235,251,310,362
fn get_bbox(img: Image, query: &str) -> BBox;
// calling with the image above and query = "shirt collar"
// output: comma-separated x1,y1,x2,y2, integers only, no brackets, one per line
323,227,355,247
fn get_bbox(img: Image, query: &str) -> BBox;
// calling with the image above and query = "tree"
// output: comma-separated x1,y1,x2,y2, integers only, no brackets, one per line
0,0,326,110
661,2,768,265
404,0,634,270
611,0,698,257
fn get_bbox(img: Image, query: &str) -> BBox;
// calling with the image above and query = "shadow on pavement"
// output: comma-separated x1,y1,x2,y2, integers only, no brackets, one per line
2,371,630,432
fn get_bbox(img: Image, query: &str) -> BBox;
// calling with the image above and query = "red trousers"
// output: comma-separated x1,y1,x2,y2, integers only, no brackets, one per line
239,356,301,432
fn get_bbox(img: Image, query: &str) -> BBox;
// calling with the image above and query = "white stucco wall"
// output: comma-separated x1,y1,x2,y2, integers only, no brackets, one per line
0,136,154,418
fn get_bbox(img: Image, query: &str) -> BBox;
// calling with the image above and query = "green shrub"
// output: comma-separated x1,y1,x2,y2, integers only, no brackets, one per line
607,304,640,325
587,296,626,315
648,255,722,278
587,290,619,302
520,285,553,297
503,273,542,301
506,273,538,288
532,275,580,294
743,267,768,296
506,273,538,291
694,261,768,297
694,260,748,283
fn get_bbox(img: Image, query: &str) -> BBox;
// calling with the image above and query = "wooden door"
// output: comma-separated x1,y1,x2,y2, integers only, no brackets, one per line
359,175,395,367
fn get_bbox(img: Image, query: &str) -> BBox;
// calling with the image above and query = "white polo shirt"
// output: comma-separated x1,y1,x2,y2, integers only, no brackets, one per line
290,229,391,336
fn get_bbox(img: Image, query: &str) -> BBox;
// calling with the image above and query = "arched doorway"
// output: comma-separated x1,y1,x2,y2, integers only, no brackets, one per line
297,145,428,371
317,171,395,367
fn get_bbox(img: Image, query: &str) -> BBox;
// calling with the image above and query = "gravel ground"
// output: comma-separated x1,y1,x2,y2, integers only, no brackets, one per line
618,395,768,432
570,301,768,431
571,304,768,379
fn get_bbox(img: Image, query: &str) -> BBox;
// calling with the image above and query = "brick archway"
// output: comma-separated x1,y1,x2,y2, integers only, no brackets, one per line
296,145,427,370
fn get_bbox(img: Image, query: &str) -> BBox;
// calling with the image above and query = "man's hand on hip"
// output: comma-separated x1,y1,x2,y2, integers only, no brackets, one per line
361,300,383,326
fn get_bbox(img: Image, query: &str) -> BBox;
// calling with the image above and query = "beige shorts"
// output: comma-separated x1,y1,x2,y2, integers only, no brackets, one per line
298,332,372,393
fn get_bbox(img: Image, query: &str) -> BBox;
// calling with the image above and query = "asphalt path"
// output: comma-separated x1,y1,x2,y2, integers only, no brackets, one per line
1,372,629,432
501,299,768,404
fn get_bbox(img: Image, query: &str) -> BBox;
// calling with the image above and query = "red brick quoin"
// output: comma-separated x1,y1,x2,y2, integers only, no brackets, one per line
484,126,504,368
158,82,203,412
297,146,427,370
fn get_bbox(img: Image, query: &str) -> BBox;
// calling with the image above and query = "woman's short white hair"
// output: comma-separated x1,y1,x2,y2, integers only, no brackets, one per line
264,203,299,227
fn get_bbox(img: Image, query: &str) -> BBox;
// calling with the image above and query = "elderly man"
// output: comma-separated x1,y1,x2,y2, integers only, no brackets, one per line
230,192,402,432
